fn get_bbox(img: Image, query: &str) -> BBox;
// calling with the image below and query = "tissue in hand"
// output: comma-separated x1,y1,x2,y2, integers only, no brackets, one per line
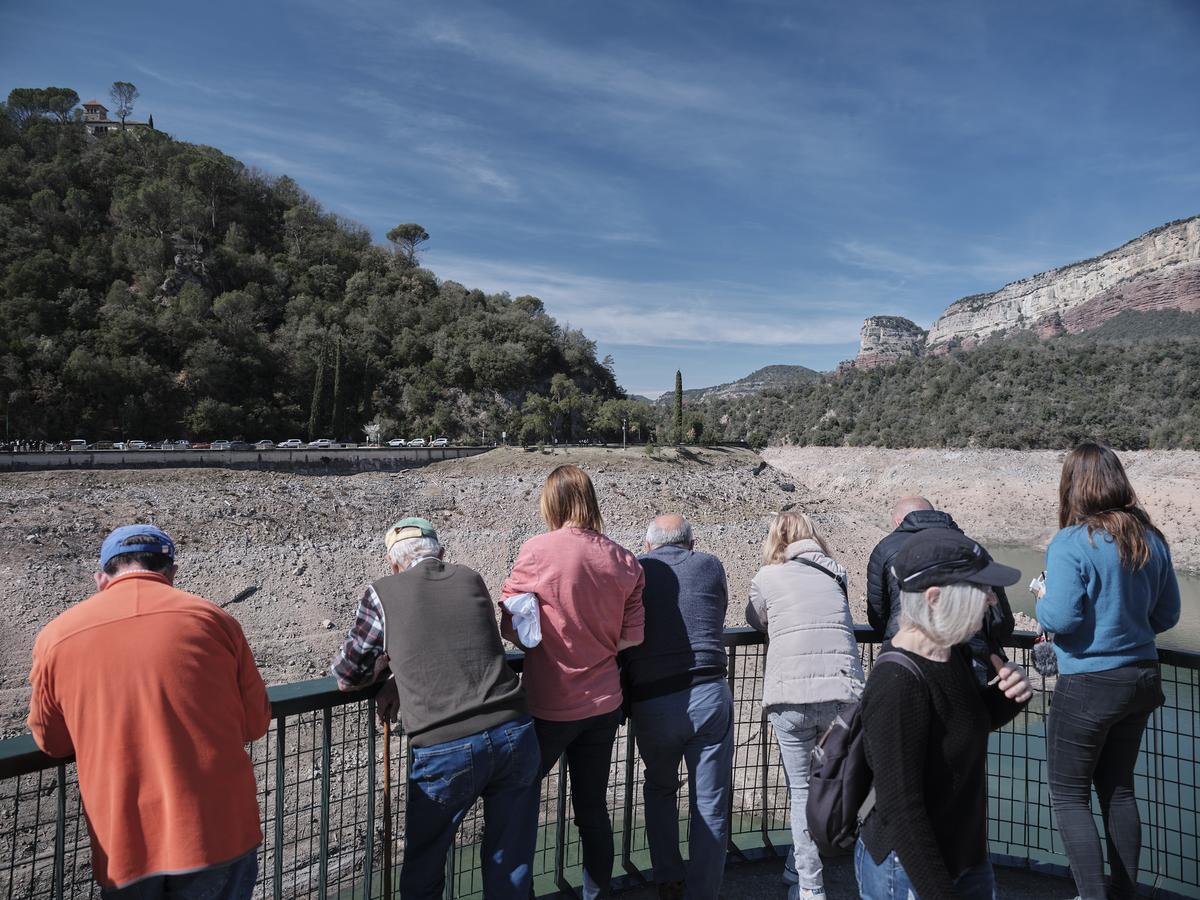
502,592,542,648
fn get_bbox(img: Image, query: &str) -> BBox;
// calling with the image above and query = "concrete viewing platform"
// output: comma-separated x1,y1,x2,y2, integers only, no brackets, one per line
615,855,1079,899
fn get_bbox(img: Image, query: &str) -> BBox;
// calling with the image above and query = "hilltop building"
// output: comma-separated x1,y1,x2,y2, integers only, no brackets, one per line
81,100,151,135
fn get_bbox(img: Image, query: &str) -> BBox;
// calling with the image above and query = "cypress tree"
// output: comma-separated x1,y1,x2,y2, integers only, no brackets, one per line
674,369,683,444
330,336,343,438
308,340,326,440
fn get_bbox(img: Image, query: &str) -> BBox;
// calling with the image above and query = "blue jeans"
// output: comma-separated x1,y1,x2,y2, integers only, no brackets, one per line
1047,664,1164,900
631,680,734,900
402,716,541,900
100,849,257,900
535,708,623,900
854,839,996,899
769,700,845,893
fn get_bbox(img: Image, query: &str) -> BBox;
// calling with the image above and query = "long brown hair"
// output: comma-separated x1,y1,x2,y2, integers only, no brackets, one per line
1058,442,1165,569
540,464,604,532
761,510,830,564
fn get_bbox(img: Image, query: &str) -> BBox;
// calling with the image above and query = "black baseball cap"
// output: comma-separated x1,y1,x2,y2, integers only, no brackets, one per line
890,529,1020,592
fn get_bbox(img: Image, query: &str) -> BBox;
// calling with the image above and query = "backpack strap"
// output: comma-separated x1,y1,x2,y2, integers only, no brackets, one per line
790,556,848,599
856,650,927,823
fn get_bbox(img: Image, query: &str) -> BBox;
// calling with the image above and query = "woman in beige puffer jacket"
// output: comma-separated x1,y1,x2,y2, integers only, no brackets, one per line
746,511,865,900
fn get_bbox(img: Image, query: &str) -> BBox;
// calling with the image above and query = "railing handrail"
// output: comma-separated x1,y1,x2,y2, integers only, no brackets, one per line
4,624,1198,781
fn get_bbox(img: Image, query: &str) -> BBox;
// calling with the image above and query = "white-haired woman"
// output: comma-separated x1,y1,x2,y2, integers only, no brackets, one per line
856,529,1033,900
746,511,865,900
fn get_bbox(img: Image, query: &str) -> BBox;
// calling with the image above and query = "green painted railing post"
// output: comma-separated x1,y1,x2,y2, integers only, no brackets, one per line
365,701,376,899
758,709,776,854
620,720,643,881
553,756,577,898
53,764,66,900
319,707,331,900
274,717,286,900
725,645,748,863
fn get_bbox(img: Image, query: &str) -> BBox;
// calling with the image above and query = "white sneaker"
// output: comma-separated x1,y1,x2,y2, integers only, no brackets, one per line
797,890,824,900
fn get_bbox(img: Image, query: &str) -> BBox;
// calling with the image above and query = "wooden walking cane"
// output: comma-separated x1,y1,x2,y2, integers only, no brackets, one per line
382,716,393,899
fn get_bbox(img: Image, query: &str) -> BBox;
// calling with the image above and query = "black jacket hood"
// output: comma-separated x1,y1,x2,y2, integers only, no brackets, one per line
895,509,961,535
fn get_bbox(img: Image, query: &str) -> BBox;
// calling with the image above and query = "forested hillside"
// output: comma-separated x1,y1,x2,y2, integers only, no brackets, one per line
699,314,1200,450
0,96,656,443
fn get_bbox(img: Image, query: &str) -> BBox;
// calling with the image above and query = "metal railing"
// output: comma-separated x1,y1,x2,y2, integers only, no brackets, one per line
1,627,1197,899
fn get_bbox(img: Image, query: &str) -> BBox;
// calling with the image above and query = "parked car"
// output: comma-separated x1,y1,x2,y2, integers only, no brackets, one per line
407,438,427,447
127,440,148,450
254,439,275,449
229,440,250,451
68,439,89,451
387,438,406,447
430,437,450,448
93,441,115,451
174,440,192,450
211,440,232,451
308,438,333,449
191,441,211,450
111,442,127,451
279,439,303,449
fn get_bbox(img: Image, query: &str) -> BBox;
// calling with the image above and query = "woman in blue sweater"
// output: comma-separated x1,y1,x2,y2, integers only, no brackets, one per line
1036,442,1181,900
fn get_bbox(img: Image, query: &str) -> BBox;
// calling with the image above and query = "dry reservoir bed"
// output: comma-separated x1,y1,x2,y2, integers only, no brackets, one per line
2,445,1198,736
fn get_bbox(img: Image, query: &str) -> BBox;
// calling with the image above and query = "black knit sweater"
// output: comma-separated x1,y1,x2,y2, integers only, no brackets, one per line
859,643,1026,898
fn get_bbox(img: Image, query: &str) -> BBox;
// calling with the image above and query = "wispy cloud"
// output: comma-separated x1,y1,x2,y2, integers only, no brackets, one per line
427,253,864,348
831,239,1059,287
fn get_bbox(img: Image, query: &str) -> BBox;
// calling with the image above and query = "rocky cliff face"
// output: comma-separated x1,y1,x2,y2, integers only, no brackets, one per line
842,215,1200,367
844,316,926,370
926,216,1200,348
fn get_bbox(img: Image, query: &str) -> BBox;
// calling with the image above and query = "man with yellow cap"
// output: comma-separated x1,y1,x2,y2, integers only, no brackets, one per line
330,517,540,899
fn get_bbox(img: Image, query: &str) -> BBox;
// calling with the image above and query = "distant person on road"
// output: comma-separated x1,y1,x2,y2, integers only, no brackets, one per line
331,517,540,899
623,514,733,900
857,529,1032,900
866,496,1015,680
1035,443,1180,900
27,525,271,900
746,511,865,900
501,465,645,900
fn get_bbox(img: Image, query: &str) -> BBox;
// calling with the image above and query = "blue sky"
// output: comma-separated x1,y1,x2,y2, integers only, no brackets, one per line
3,0,1199,397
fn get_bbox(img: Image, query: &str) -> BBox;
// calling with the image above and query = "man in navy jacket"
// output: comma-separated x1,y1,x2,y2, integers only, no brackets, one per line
624,514,732,900
867,497,1015,675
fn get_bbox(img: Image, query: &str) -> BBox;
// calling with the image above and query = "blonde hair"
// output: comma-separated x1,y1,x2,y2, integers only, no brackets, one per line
540,464,604,532
899,582,989,647
762,510,829,564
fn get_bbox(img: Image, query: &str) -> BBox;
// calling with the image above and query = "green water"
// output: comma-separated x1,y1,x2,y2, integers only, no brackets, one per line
990,545,1200,652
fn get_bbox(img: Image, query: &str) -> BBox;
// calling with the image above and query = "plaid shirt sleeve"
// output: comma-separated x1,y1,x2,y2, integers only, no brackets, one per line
330,585,386,689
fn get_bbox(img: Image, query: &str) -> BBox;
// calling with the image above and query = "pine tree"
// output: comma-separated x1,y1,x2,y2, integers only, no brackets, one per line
674,370,684,445
147,113,154,130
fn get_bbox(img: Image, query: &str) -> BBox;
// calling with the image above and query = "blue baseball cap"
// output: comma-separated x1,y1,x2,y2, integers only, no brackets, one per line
99,525,176,570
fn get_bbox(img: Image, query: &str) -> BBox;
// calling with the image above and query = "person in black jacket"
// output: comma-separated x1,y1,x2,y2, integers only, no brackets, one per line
857,529,1033,900
866,496,1015,678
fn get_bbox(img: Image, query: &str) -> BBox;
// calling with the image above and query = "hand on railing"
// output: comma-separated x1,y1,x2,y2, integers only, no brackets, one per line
376,678,400,725
989,653,1033,703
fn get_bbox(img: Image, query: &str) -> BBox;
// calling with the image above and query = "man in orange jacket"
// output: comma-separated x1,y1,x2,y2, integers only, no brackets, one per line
27,525,272,899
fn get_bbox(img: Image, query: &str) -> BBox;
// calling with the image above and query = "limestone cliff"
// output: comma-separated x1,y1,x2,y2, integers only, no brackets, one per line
926,216,1200,348
845,316,926,369
842,214,1200,367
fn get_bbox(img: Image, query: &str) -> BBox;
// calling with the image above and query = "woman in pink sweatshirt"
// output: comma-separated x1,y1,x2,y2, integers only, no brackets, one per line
502,464,645,900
